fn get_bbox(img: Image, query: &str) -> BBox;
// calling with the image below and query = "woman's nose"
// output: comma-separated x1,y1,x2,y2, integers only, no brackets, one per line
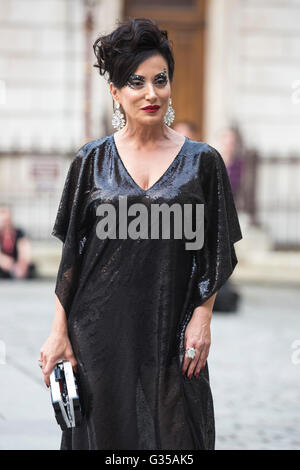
144,83,157,100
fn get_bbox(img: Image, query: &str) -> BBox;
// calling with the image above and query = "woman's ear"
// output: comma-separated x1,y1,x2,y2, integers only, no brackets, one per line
110,82,119,103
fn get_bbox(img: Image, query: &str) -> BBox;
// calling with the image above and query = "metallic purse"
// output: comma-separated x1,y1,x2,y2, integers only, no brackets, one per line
49,360,82,431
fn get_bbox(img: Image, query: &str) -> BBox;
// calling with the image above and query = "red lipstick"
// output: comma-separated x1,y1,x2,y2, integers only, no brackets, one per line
141,105,160,113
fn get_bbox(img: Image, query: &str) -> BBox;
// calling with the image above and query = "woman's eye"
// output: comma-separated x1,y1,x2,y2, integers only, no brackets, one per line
132,81,144,87
155,78,167,86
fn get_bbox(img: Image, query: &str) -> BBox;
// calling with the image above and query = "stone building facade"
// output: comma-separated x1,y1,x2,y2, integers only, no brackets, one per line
0,0,299,246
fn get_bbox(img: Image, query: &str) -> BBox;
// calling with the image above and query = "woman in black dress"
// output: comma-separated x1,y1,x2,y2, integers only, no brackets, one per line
39,18,242,450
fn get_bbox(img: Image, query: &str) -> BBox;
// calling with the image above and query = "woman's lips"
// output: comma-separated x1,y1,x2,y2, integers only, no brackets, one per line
141,106,160,113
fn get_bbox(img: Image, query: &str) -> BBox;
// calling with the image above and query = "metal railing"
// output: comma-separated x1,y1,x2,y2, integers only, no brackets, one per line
236,150,300,250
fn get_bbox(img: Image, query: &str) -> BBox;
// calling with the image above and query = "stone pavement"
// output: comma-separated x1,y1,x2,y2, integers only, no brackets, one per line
0,279,299,450
0,280,60,450
209,283,300,450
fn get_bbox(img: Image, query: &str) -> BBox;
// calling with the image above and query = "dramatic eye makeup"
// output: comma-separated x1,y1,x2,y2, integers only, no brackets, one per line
126,68,168,89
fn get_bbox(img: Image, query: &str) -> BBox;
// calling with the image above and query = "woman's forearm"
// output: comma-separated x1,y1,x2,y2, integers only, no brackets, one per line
51,295,68,336
192,292,217,322
40,295,77,387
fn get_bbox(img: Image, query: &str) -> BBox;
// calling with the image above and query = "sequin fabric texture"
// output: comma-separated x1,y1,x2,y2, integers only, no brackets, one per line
52,133,243,450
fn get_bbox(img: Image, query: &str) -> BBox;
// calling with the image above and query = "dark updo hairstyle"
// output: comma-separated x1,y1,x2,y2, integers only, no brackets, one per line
93,17,175,89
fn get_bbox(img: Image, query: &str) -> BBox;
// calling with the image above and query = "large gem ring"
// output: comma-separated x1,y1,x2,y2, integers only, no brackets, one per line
185,347,196,359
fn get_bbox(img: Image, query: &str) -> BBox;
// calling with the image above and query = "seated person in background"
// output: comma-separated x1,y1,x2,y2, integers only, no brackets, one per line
0,204,35,279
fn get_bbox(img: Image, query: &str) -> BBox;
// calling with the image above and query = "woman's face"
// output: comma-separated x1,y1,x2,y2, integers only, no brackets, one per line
110,54,171,127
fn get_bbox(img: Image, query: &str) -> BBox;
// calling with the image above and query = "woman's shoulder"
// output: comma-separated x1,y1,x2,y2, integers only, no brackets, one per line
186,138,221,163
73,135,111,160
186,139,227,179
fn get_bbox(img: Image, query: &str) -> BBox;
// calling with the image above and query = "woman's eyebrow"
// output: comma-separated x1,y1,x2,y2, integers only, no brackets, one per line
154,70,167,78
130,70,167,80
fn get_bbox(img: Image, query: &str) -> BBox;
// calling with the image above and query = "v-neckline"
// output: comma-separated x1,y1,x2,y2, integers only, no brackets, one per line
111,133,188,193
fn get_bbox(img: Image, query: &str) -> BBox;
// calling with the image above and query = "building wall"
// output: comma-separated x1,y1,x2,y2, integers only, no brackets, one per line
0,0,122,240
204,0,300,157
0,0,84,152
0,0,121,154
204,0,300,246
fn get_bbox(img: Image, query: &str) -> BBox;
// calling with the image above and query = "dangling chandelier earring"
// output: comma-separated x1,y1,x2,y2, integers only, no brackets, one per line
163,97,175,126
112,102,126,130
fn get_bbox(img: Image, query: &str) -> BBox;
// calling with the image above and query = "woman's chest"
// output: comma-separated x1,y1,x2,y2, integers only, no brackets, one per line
115,152,176,192
89,145,204,205
85,149,205,249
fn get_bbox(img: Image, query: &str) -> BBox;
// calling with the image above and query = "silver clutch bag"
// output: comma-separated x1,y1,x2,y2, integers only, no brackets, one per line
49,360,82,430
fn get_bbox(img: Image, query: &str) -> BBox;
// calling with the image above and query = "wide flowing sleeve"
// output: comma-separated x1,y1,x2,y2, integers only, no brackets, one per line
191,146,243,309
51,144,93,319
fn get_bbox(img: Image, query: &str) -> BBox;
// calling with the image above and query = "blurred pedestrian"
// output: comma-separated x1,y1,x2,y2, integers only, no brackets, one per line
217,126,244,199
210,126,245,313
173,120,198,140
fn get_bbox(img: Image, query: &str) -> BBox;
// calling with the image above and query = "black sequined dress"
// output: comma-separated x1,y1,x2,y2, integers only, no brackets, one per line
51,133,243,450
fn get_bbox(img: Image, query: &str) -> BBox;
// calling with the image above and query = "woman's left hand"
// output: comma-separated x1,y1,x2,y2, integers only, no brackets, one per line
181,305,214,379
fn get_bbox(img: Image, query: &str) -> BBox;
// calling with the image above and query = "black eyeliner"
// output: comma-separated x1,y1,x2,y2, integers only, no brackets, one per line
126,68,168,88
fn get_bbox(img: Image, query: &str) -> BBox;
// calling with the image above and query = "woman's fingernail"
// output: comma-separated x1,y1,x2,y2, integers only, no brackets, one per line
188,373,192,379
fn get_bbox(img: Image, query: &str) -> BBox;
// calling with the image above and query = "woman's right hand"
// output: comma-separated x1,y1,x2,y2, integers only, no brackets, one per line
39,333,78,388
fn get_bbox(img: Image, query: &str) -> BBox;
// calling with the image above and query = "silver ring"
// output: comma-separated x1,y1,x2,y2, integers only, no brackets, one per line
185,347,196,359
38,360,43,368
